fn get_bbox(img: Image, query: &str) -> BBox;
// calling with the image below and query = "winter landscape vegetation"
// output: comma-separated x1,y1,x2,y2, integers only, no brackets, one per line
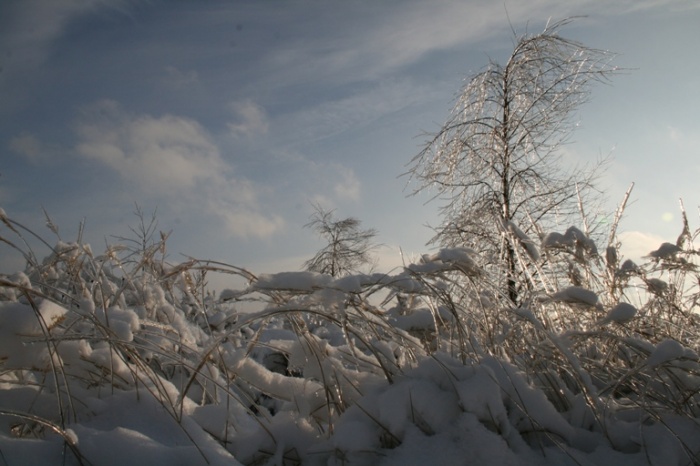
2,2,700,465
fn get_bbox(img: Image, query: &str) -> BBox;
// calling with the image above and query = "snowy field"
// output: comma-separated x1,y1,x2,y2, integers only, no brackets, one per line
1,209,699,465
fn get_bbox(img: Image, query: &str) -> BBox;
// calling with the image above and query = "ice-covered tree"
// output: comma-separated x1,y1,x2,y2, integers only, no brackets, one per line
406,18,619,304
303,204,378,277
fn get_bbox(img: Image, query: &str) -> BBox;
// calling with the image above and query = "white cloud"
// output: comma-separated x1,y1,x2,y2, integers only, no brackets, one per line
255,0,698,91
163,66,199,88
0,0,141,73
215,205,285,239
75,100,226,192
7,131,65,164
333,169,361,202
301,162,363,205
73,99,283,238
227,100,269,138
277,78,434,146
9,132,45,163
258,1,567,84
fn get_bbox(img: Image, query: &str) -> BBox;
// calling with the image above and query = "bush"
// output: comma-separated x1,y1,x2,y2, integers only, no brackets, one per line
0,206,699,465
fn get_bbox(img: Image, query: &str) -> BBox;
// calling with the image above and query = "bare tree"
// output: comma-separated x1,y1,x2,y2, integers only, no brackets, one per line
304,204,378,277
406,18,619,305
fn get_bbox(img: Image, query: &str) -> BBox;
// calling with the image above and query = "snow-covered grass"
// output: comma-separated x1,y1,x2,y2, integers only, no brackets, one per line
1,207,699,465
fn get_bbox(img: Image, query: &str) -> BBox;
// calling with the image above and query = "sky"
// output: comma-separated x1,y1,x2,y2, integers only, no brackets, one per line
1,0,699,289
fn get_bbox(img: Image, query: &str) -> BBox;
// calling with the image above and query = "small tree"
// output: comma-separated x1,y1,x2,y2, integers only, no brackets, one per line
406,18,619,305
304,204,378,277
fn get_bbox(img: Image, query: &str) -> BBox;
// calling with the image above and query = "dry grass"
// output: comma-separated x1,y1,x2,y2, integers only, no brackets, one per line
0,205,699,464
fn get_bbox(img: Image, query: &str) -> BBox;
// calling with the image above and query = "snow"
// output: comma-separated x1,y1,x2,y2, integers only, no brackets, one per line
414,247,482,276
542,231,574,249
541,227,597,256
564,226,598,255
505,221,540,262
0,299,69,369
646,339,686,367
617,259,638,276
647,242,682,260
596,302,637,326
547,286,600,307
389,305,453,332
1,226,700,466
253,271,333,291
645,277,668,294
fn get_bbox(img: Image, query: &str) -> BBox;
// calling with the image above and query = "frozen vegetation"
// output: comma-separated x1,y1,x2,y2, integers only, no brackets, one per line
1,204,700,465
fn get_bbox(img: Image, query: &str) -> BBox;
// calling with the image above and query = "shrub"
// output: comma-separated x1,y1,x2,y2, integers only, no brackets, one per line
0,206,698,465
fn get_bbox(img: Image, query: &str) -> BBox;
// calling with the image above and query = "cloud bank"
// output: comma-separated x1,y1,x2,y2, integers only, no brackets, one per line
73,100,284,238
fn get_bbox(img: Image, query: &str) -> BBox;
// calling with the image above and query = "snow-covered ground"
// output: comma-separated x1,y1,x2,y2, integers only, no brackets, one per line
1,215,699,465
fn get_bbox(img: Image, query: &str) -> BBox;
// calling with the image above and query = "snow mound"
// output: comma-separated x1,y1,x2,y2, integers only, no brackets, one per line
547,286,599,307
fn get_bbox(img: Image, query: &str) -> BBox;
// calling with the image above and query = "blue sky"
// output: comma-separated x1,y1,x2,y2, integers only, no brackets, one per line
2,0,699,286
